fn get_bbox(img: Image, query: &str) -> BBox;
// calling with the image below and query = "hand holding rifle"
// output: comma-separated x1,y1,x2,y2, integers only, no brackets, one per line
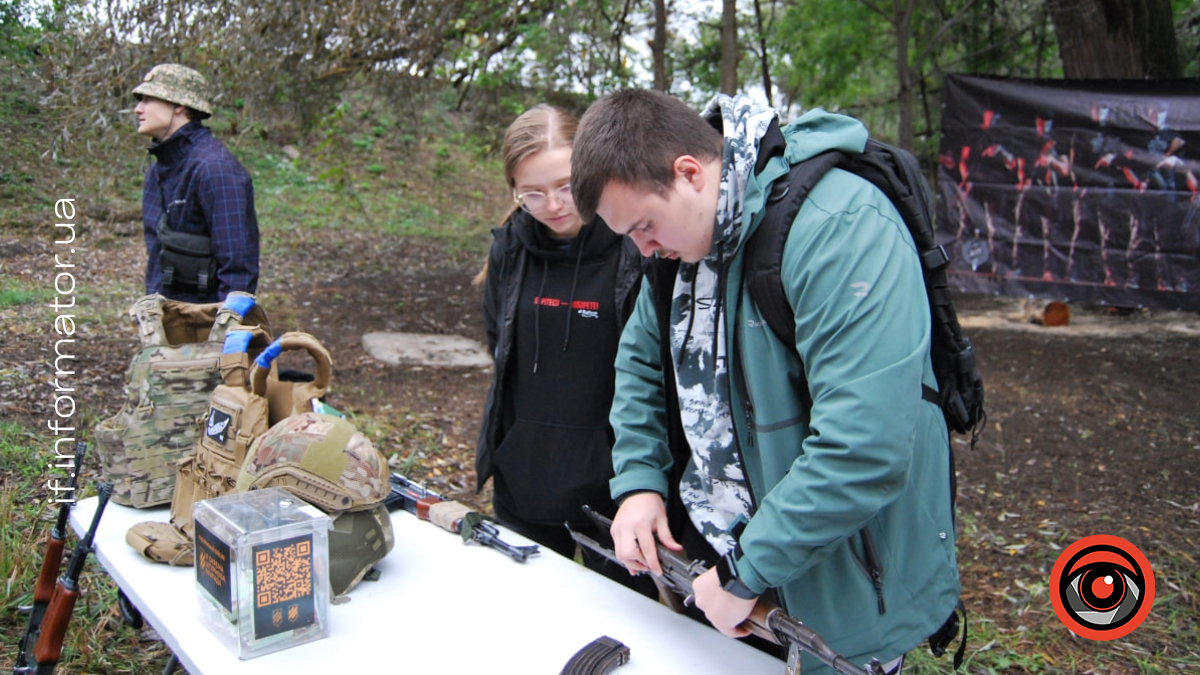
571,503,886,675
607,492,682,576
608,493,756,638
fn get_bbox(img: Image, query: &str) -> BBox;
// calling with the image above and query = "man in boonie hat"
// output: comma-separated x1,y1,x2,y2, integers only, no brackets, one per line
132,64,259,302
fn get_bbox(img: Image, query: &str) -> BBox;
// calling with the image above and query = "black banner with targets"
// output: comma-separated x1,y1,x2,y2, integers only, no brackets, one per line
936,74,1200,312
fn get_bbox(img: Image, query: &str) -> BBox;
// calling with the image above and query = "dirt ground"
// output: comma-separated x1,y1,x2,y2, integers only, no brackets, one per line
3,226,1198,667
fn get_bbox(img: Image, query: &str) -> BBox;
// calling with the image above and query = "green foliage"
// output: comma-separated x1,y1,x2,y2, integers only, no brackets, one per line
0,422,53,616
0,0,56,61
0,282,52,308
1176,0,1200,77
772,1,889,114
942,0,1061,78
0,420,41,490
352,135,375,152
672,21,724,101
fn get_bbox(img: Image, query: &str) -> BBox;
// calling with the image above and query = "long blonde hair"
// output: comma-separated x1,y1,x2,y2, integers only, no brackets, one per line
473,105,580,286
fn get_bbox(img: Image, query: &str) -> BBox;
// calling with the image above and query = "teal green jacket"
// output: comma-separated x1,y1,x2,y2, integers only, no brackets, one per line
609,110,960,671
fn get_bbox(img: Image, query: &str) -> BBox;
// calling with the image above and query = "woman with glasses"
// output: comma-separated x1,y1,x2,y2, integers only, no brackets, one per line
473,104,651,596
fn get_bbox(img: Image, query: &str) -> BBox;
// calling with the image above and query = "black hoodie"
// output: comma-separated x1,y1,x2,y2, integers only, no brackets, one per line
475,210,642,526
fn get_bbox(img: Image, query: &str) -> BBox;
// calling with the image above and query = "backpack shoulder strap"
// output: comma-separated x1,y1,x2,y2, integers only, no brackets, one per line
848,141,984,436
745,144,947,407
744,150,845,346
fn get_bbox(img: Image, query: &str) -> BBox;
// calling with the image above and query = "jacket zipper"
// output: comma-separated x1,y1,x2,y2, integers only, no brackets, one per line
743,397,756,448
850,527,887,615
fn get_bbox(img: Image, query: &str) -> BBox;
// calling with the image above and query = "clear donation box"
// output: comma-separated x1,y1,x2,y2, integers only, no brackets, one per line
193,487,332,659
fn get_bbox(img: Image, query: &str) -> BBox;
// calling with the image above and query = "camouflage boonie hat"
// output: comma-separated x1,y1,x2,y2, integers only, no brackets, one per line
235,412,389,513
131,64,213,117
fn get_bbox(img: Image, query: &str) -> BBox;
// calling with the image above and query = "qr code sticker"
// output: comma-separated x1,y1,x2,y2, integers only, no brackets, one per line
255,538,313,607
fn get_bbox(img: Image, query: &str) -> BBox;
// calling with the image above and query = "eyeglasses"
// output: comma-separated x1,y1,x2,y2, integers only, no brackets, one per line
514,184,574,213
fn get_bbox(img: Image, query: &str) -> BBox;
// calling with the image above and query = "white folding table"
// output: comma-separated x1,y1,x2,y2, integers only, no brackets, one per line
70,496,786,673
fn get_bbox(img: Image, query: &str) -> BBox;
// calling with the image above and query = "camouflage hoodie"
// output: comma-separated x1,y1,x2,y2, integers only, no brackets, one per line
671,94,776,555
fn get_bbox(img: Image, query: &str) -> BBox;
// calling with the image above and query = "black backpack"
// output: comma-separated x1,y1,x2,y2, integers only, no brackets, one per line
744,130,979,668
745,134,986,447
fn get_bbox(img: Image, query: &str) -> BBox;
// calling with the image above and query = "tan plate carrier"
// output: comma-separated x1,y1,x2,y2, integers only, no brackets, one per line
126,332,333,566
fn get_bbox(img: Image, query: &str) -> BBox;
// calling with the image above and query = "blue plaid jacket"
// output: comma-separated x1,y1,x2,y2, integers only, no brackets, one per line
142,120,259,301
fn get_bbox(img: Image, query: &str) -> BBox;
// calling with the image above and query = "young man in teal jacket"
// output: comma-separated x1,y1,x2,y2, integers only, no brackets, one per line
570,89,961,673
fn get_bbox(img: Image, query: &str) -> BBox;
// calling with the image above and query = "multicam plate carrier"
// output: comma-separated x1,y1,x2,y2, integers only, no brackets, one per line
93,293,269,507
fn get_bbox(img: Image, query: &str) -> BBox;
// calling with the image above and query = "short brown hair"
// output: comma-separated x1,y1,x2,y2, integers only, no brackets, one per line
571,89,724,222
502,104,578,190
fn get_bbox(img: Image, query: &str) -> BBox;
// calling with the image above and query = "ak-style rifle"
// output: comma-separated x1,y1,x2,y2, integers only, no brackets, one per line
15,442,88,672
386,473,539,562
14,482,113,675
568,506,886,675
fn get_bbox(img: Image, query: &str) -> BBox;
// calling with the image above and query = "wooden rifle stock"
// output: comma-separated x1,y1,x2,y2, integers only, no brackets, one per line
31,537,65,611
31,482,112,673
31,583,79,669
17,442,87,673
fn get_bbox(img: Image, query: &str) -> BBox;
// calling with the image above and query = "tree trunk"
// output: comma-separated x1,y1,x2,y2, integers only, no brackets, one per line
652,0,668,91
894,0,915,150
1045,0,1180,78
721,0,738,94
753,0,773,106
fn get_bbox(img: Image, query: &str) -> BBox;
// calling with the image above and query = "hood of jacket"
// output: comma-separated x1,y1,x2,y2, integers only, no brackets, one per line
731,108,870,252
506,207,623,264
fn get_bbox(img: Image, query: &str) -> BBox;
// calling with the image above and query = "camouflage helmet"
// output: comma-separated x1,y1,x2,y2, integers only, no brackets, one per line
235,413,389,513
131,64,213,118
327,503,395,596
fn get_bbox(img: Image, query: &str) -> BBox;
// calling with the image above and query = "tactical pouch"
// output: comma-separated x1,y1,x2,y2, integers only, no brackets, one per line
94,293,270,507
158,212,218,298
168,326,276,539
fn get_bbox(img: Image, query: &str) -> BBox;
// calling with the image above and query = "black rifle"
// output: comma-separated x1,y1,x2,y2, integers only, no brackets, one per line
15,442,87,672
386,473,539,563
568,506,886,675
14,482,113,675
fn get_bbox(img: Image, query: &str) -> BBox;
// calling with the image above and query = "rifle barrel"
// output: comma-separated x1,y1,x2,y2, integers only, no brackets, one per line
50,442,88,536
35,442,87,604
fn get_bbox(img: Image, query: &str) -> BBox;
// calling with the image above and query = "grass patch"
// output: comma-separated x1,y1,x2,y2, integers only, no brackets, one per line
0,419,173,674
0,420,44,485
898,511,1200,674
0,283,53,308
0,422,45,611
